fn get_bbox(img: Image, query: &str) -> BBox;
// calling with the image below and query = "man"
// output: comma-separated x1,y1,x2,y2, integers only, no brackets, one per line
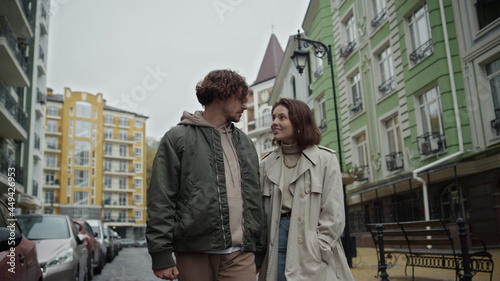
147,69,266,281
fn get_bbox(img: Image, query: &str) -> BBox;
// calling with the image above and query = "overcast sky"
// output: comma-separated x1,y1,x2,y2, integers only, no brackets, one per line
46,0,310,140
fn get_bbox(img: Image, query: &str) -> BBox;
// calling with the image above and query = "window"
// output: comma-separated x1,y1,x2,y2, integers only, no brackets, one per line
440,185,465,220
74,191,89,205
263,138,273,151
262,108,272,128
46,137,57,149
105,127,113,139
47,106,58,116
74,170,89,187
384,115,404,171
45,172,57,185
119,210,127,222
76,101,91,118
317,95,327,130
105,114,114,124
119,145,128,157
134,148,142,157
135,211,142,220
47,120,58,132
45,154,57,167
408,4,433,64
104,160,112,171
119,177,127,189
355,133,370,180
486,58,500,135
75,141,90,166
75,120,91,138
134,120,142,128
349,72,363,113
134,194,142,205
119,161,128,172
345,14,357,45
134,178,142,189
417,86,446,155
135,163,142,173
378,46,395,95
475,0,500,29
134,132,142,142
105,143,112,155
119,130,128,140
119,193,127,206
371,0,387,27
104,176,112,188
103,192,112,205
44,190,55,204
119,117,129,126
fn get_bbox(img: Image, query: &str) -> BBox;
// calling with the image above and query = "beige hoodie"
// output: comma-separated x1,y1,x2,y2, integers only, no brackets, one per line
179,111,244,248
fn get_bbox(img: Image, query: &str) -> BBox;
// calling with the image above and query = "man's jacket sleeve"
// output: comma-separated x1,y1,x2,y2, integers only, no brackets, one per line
146,133,180,270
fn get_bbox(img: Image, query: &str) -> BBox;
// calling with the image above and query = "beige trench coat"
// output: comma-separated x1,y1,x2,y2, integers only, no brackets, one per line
258,145,354,281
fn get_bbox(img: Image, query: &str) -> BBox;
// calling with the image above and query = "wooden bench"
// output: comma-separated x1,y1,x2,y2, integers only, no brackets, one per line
367,219,494,281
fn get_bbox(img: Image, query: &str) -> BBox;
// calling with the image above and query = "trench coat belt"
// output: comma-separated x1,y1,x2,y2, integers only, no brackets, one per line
280,212,291,219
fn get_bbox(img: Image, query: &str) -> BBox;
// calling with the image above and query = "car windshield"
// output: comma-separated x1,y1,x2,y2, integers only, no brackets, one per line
18,216,70,239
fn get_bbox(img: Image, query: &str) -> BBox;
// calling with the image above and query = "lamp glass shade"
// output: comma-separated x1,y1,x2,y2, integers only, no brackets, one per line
291,48,309,73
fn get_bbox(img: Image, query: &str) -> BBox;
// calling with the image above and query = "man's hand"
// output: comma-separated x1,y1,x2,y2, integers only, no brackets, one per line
154,266,180,280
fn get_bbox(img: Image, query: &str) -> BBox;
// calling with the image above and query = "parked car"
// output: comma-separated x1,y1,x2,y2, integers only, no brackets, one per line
0,199,43,281
102,226,115,262
120,238,135,248
73,218,102,279
110,230,121,255
134,238,147,247
17,214,88,281
86,219,108,269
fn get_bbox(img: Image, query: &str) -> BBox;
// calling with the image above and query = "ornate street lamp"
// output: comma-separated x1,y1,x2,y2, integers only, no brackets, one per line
291,30,354,267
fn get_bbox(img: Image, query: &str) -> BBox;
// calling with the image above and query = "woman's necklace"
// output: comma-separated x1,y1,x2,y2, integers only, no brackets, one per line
283,155,298,169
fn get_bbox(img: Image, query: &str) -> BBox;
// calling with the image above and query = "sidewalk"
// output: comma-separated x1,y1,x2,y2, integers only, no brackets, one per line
351,247,499,281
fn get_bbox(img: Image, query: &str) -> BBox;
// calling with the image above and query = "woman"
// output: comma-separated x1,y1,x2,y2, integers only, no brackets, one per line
258,98,354,281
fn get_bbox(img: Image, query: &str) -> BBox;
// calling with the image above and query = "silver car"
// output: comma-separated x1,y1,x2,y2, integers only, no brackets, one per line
17,214,88,281
86,219,108,269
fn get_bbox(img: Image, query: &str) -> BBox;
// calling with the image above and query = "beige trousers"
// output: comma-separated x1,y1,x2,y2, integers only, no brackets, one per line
175,251,256,281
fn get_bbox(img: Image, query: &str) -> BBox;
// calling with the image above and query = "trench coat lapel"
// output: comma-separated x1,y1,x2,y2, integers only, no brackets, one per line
289,146,319,184
264,151,282,187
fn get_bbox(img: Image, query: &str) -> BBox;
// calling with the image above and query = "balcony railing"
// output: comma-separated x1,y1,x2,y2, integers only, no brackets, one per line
247,116,273,132
32,180,38,196
340,41,356,58
385,152,404,171
0,150,23,185
417,132,446,156
37,89,46,104
21,0,34,26
34,133,40,149
0,80,27,130
491,108,500,136
409,39,434,64
349,99,363,113
378,76,395,95
371,9,387,27
103,217,136,223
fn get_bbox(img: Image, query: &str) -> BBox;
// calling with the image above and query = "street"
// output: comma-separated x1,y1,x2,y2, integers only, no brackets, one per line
93,247,161,281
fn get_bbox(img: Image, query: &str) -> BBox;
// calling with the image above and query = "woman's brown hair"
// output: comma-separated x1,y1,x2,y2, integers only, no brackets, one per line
272,98,321,150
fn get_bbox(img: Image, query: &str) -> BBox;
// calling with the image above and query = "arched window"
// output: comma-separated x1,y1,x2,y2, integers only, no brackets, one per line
262,108,272,127
440,184,465,220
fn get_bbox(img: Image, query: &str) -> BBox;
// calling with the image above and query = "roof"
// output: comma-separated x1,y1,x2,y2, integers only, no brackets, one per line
253,34,284,85
46,94,149,118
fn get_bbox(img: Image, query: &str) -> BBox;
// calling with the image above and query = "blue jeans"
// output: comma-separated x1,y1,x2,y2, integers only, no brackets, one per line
278,216,290,281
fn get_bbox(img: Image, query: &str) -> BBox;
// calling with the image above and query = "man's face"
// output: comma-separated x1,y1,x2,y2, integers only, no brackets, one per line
221,94,248,123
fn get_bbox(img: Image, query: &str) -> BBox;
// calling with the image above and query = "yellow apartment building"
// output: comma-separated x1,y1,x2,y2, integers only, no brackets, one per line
43,87,148,239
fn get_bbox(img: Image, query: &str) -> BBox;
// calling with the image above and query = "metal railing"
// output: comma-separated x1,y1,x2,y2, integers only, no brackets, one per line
409,39,434,64
371,9,387,27
0,150,24,185
378,76,395,95
417,132,446,156
491,108,500,135
34,133,40,149
385,151,404,171
0,80,27,130
37,89,46,104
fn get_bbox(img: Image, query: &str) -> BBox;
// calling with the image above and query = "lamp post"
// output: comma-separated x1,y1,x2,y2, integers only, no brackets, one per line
291,30,354,267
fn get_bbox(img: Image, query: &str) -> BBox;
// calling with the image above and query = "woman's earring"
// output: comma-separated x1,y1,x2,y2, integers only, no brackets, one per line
298,130,301,134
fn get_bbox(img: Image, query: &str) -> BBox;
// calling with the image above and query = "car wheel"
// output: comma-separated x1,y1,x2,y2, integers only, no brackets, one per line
94,251,104,274
88,254,94,280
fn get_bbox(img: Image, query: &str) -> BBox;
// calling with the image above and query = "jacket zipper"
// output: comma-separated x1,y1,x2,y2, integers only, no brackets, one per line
212,129,228,247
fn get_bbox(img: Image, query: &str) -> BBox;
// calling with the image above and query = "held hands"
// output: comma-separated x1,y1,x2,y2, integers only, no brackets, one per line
154,266,179,280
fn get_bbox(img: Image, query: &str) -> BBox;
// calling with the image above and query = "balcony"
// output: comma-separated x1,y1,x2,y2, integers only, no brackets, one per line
339,41,356,58
371,9,386,28
491,108,500,136
0,80,27,140
45,143,61,153
46,126,62,135
104,153,135,160
378,76,395,96
247,116,273,135
0,0,33,37
104,135,135,144
385,152,404,172
33,133,42,160
44,179,60,188
37,45,46,75
103,168,135,176
349,99,363,114
0,17,30,86
409,39,434,65
39,4,48,35
349,165,370,182
0,150,24,185
417,132,446,156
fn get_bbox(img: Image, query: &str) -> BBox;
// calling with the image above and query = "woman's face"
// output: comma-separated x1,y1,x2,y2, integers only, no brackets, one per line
271,105,295,145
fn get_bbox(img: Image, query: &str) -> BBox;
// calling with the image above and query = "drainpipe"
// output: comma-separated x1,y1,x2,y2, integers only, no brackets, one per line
412,0,464,221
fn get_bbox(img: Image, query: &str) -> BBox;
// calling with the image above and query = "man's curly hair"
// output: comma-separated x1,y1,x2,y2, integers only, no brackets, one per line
196,69,251,106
